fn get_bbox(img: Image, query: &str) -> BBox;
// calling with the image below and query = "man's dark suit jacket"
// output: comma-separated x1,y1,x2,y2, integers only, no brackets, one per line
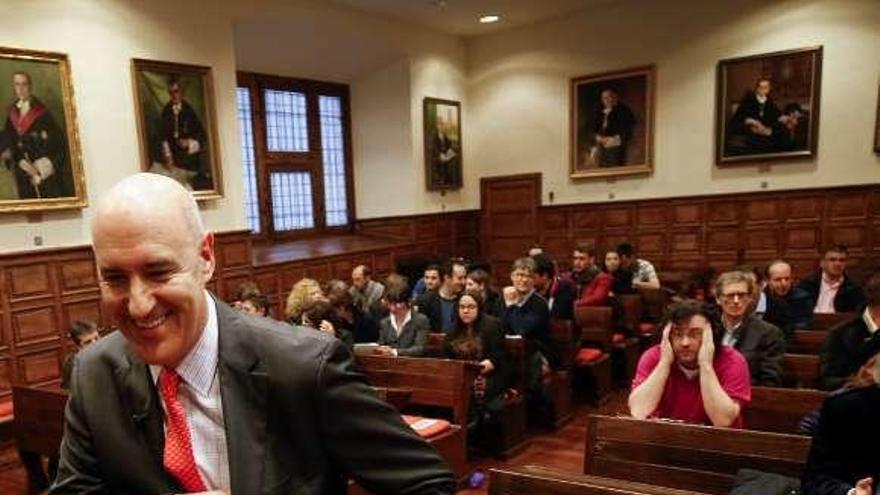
728,315,786,387
415,290,458,333
802,385,880,495
762,287,813,339
501,292,555,366
798,272,867,314
50,301,455,495
378,312,430,357
818,314,875,391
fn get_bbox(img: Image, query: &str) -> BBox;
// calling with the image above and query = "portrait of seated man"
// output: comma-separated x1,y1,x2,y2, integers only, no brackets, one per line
629,301,752,428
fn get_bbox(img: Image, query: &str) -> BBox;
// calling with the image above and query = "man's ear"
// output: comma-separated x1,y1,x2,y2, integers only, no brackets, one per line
199,231,216,282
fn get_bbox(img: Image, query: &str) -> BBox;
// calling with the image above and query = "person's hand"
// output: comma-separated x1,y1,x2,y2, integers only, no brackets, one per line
479,359,494,375
659,323,674,368
502,286,518,305
854,477,873,495
374,345,395,357
697,319,715,368
318,320,335,336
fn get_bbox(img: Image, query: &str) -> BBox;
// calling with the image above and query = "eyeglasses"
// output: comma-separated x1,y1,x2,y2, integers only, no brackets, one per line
720,291,751,302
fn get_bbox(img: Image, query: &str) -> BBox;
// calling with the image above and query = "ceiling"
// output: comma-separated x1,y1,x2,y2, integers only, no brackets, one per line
326,0,612,37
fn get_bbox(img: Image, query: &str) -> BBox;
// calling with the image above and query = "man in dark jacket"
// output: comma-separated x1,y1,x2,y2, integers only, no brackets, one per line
532,253,576,320
798,245,866,314
416,259,466,333
818,273,880,391
802,339,880,495
762,260,813,339
716,271,786,386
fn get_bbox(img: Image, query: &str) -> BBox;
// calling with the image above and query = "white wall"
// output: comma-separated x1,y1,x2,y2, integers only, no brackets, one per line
0,0,244,253
466,0,880,207
234,1,475,219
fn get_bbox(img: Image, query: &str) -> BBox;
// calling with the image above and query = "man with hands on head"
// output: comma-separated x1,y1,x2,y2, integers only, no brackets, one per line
628,301,752,428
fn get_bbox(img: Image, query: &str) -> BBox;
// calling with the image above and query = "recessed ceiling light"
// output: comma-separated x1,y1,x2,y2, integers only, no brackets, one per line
479,14,500,24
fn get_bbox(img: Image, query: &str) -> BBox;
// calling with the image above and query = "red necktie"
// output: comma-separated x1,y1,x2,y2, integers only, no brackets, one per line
158,368,207,492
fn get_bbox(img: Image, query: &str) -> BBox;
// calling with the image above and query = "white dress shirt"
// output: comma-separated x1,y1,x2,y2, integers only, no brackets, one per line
862,307,878,336
149,291,230,491
814,274,842,314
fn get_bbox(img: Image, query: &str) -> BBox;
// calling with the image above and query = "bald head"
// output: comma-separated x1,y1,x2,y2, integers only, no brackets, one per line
766,260,793,297
92,173,204,244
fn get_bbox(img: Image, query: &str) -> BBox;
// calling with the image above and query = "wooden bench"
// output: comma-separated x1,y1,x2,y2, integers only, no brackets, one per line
355,355,480,478
584,414,811,495
790,330,825,355
575,305,631,391
744,386,828,434
810,312,856,331
783,353,820,388
490,465,711,495
12,385,68,459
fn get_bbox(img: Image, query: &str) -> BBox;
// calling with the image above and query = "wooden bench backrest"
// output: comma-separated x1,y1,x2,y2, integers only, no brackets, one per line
744,386,827,434
505,336,527,393
637,288,668,321
575,306,613,345
811,312,856,331
13,385,68,457
356,355,480,425
490,466,711,495
617,294,644,333
790,330,826,355
550,318,577,369
783,353,820,388
426,332,446,357
584,414,811,495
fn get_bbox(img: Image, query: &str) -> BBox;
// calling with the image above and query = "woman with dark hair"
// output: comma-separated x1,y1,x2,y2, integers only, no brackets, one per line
603,249,635,296
443,290,509,456
301,300,354,353
465,268,504,317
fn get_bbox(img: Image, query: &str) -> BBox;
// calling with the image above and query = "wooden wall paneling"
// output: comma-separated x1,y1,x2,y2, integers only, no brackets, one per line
280,265,308,294
58,256,98,295
16,344,63,386
743,228,781,260
671,203,703,226
356,218,415,242
306,262,331,282
670,229,702,255
6,261,55,303
0,356,11,399
745,198,781,225
10,300,60,348
220,270,254,302
602,207,633,230
636,232,665,258
61,297,102,334
636,205,667,229
828,192,869,221
784,195,824,223
254,271,281,299
706,200,740,226
373,252,394,277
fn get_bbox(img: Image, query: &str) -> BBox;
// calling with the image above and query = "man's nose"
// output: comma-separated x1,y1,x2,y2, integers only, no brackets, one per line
127,277,155,318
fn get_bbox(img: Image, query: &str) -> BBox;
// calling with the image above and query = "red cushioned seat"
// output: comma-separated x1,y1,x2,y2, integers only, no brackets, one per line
0,400,13,421
575,348,604,366
401,415,451,439
639,322,657,335
611,333,626,345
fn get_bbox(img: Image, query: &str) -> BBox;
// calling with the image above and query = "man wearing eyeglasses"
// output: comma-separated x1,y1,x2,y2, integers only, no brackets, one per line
629,301,751,428
798,245,867,314
715,270,786,386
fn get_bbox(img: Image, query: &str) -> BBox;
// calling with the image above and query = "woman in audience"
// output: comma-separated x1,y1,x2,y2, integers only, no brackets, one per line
301,299,354,352
444,290,509,457
603,249,635,296
325,280,380,343
377,277,430,357
285,278,325,324
465,268,504,317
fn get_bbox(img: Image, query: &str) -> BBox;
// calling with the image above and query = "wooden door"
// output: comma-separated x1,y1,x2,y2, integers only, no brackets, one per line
480,174,541,286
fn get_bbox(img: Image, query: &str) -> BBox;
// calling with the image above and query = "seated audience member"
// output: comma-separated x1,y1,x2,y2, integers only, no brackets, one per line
412,263,442,300
465,268,504,317
502,257,554,423
532,253,577,320
237,293,271,318
62,320,101,389
738,265,767,315
568,245,613,307
799,334,880,436
301,300,354,352
285,278,325,325
819,273,880,391
377,278,430,357
231,280,262,311
444,290,509,455
350,265,385,314
618,242,660,290
801,343,880,495
798,245,866,314
326,281,379,343
762,260,813,338
417,259,467,332
603,249,635,296
716,271,786,387
628,301,751,428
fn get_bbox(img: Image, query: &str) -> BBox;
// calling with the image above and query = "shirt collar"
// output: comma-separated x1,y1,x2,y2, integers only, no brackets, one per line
149,290,219,398
390,310,412,332
863,307,879,335
821,272,843,288
516,289,536,307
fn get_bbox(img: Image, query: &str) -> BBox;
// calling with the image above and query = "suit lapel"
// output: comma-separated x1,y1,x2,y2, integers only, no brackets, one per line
114,350,176,491
216,301,268,495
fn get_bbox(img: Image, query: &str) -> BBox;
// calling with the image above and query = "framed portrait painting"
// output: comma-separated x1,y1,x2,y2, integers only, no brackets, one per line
716,46,822,164
570,65,654,179
0,47,86,213
132,58,222,199
423,97,462,191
